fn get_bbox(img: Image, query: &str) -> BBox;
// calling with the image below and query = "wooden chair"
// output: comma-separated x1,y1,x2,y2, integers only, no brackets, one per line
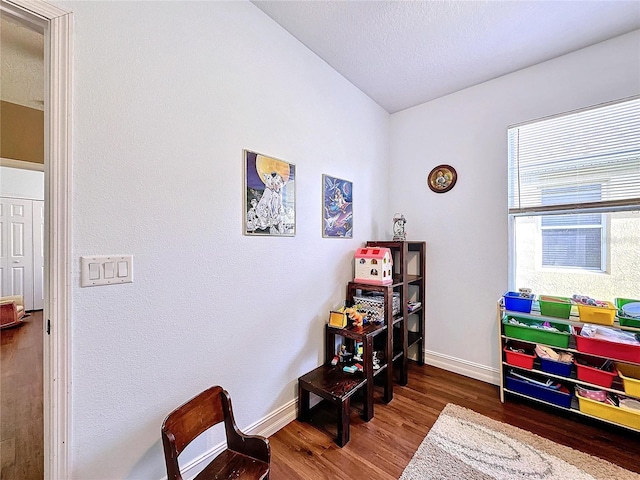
161,386,270,480
0,295,25,329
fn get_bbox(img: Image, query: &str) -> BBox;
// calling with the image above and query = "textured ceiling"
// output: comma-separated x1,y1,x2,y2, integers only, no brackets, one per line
2,2,638,114
0,13,44,111
252,1,640,113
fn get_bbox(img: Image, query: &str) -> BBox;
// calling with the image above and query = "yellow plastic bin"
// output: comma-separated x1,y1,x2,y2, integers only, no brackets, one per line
576,392,640,429
576,301,617,325
616,363,640,397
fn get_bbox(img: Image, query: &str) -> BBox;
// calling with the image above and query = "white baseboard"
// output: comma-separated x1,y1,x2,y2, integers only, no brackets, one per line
424,349,500,386
246,397,299,438
179,398,298,480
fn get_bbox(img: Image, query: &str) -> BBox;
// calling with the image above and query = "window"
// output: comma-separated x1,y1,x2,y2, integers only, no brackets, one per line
540,185,604,270
508,97,640,299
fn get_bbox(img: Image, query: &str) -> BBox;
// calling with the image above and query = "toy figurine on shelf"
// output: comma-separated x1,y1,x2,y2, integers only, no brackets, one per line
372,351,381,370
393,213,407,241
344,305,365,327
353,342,363,362
338,344,353,363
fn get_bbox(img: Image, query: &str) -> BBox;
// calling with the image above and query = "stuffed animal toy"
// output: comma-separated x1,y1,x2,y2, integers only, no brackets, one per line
344,306,365,327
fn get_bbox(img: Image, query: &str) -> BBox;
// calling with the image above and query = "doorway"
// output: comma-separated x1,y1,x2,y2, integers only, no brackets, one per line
1,10,45,478
0,1,71,479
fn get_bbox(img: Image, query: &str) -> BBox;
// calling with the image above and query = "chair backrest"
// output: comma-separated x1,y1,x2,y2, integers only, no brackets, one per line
162,386,270,480
162,385,227,458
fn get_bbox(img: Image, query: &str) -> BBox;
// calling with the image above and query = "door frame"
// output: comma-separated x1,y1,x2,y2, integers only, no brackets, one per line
1,1,72,479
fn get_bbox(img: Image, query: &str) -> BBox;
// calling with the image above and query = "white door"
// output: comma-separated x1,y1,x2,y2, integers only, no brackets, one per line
33,200,45,310
0,197,34,310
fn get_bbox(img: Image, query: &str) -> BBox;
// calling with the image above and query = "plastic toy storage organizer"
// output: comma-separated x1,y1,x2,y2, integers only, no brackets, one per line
500,301,640,432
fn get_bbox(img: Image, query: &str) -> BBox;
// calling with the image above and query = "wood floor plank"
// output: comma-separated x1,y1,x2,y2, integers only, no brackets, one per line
271,362,640,478
0,312,44,480
0,438,15,470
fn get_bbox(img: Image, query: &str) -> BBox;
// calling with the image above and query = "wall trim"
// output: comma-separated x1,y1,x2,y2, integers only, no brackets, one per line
424,349,500,386
2,2,73,480
1,157,45,172
178,398,298,480
44,9,73,480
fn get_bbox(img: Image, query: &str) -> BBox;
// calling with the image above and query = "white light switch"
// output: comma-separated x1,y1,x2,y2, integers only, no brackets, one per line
81,255,134,287
104,262,115,278
117,261,128,277
89,263,100,280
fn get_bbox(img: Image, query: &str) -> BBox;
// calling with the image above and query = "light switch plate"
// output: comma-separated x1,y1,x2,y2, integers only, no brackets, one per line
81,255,133,287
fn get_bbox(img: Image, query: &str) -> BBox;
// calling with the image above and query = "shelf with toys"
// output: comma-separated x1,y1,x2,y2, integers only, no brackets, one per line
346,281,396,403
365,241,426,383
498,291,640,432
297,240,426,446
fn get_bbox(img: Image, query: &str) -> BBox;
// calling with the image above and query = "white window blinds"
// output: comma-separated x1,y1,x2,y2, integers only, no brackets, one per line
508,97,640,214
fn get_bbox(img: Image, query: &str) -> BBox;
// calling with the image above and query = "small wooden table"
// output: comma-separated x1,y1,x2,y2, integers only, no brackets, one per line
298,323,388,446
298,365,368,447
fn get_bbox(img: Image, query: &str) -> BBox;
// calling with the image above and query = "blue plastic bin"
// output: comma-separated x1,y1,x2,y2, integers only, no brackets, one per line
504,291,535,313
539,357,572,377
506,375,572,408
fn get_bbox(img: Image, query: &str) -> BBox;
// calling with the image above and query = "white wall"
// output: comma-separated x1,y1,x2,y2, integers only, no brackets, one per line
57,1,388,478
43,2,640,476
389,30,640,383
0,166,44,200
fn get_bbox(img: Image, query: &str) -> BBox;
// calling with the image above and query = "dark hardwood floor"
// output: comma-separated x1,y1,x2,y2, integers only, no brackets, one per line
270,362,640,479
0,311,43,480
1,321,637,480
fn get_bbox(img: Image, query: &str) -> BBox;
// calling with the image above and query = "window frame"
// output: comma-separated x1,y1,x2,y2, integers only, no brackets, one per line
508,96,640,290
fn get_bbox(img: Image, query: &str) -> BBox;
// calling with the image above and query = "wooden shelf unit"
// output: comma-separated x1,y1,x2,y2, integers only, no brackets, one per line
297,241,426,446
366,241,426,383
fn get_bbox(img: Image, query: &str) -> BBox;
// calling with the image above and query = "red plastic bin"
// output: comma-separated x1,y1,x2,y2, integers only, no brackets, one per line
575,335,640,364
503,345,535,369
574,361,618,388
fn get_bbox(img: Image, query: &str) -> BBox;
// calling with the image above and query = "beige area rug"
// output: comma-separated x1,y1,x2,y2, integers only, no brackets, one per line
400,404,638,480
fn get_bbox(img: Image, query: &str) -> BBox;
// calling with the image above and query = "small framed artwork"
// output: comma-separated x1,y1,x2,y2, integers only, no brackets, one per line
244,149,295,236
323,174,353,238
427,164,457,193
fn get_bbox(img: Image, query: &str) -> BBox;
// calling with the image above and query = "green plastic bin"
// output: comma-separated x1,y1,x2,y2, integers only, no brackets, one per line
538,295,573,319
615,297,640,328
503,315,571,348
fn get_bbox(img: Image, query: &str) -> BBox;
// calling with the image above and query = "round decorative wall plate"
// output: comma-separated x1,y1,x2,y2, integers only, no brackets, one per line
427,165,457,193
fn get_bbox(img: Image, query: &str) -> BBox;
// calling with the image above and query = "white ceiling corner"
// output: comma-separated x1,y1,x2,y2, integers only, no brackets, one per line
252,0,640,113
